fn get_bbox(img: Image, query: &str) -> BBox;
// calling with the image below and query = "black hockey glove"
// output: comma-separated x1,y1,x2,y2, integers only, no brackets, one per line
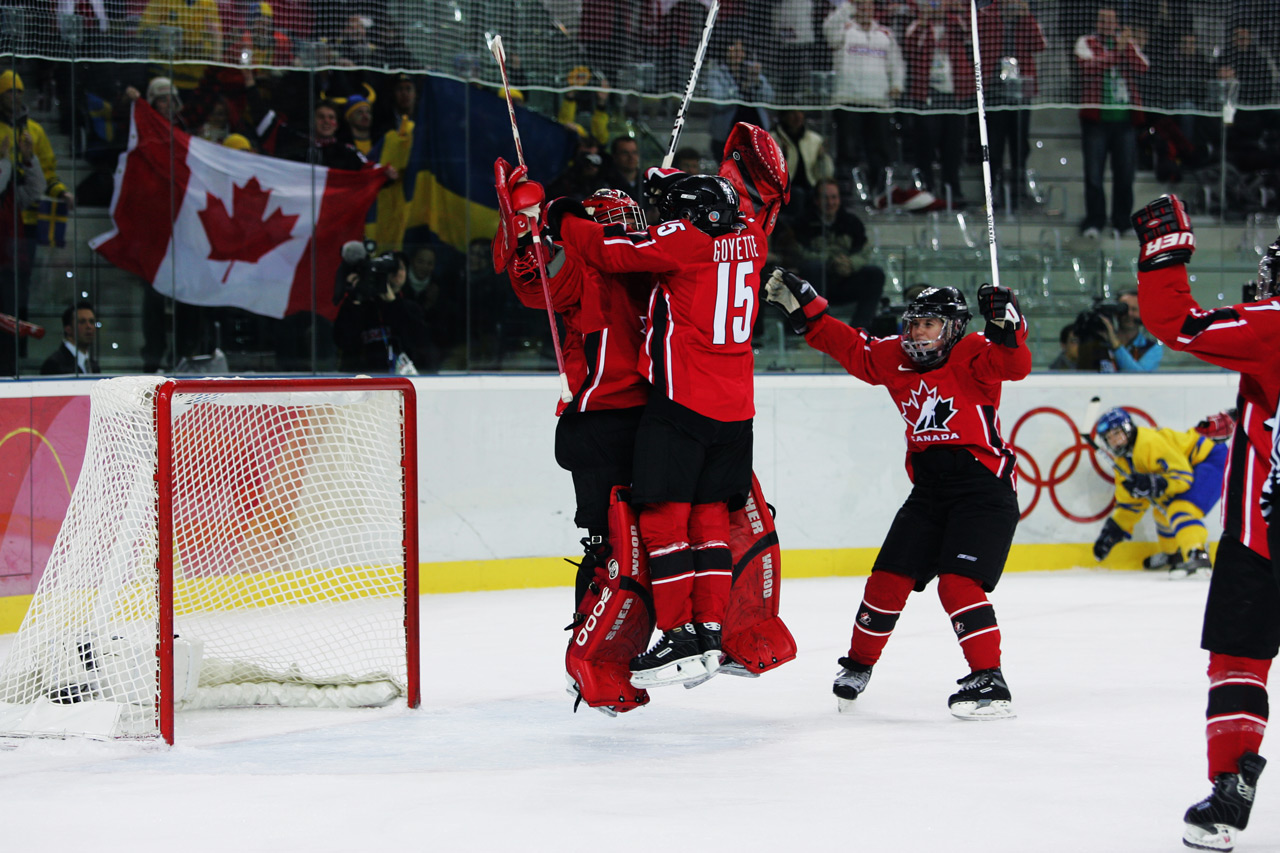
763,267,828,334
1122,473,1168,500
543,196,592,242
1093,517,1128,561
976,283,1022,348
644,166,686,212
1131,194,1195,272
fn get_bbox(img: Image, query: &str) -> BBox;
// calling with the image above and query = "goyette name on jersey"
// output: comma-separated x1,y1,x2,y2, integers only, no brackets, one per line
712,234,762,263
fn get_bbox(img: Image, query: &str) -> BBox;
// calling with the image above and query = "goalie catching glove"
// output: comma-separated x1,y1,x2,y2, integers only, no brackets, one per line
1093,517,1129,561
492,157,546,274
644,166,686,212
976,283,1022,348
763,267,828,334
1122,472,1167,500
1131,194,1195,272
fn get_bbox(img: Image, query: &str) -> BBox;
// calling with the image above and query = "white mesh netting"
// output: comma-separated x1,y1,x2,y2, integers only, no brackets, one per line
0,376,412,740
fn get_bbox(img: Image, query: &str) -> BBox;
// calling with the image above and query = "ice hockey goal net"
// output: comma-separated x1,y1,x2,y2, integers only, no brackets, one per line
0,376,420,743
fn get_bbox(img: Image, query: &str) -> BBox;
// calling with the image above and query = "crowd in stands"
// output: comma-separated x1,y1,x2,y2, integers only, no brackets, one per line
0,0,1277,375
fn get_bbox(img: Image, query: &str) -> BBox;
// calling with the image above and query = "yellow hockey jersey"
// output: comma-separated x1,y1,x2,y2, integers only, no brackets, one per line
1110,426,1216,533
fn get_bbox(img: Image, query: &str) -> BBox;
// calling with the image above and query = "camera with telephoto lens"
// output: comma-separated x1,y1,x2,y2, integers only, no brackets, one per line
1072,297,1128,342
334,240,400,304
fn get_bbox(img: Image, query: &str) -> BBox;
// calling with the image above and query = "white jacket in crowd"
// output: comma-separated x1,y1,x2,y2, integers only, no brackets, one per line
822,1,906,107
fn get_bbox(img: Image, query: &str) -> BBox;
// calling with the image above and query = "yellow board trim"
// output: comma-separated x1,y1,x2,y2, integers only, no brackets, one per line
0,540,1217,634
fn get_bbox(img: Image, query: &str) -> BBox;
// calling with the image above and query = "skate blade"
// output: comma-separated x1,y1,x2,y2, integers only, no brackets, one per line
718,660,761,679
1182,821,1237,851
1169,568,1213,580
594,705,619,718
682,670,718,690
837,696,858,714
949,699,1016,720
629,655,706,688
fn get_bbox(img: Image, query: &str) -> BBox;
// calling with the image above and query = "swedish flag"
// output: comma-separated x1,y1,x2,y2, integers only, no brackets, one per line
36,198,67,248
400,76,576,252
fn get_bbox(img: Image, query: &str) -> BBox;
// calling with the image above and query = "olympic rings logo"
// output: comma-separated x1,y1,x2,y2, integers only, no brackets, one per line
1007,406,1156,523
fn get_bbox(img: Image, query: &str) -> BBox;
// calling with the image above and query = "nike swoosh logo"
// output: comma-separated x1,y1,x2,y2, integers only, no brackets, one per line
897,365,915,371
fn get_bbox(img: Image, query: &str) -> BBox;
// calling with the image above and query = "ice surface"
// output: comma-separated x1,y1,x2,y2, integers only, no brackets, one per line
0,570,1274,853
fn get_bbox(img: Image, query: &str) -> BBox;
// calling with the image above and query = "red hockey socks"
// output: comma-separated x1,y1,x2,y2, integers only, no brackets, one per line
937,574,1001,672
689,501,731,626
847,570,914,666
639,501,693,630
1206,653,1271,780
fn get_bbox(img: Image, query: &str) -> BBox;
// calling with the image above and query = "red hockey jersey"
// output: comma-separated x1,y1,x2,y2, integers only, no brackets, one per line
1138,265,1280,559
805,316,1031,483
559,216,768,422
510,245,651,416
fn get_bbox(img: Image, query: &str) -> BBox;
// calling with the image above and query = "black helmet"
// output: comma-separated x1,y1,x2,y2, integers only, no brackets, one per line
659,174,741,236
900,286,971,367
1256,238,1280,300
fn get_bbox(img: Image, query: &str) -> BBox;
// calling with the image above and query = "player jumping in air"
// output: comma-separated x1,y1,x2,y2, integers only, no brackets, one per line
1132,193,1280,851
764,271,1030,719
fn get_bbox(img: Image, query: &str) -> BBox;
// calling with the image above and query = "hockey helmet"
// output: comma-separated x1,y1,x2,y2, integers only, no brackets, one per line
1095,407,1137,459
584,187,647,231
900,286,971,367
659,174,741,236
1255,237,1280,300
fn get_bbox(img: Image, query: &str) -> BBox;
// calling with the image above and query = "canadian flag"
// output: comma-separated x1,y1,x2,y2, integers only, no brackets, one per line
90,100,386,321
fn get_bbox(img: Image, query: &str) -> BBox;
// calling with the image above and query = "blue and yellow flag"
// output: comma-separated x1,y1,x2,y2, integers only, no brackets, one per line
35,198,68,247
400,76,577,253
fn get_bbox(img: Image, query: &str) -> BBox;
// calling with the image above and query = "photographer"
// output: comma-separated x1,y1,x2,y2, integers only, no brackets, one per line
333,245,433,374
1073,290,1163,372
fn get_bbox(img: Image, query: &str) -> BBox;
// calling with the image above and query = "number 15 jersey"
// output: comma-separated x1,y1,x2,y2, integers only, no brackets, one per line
559,215,767,422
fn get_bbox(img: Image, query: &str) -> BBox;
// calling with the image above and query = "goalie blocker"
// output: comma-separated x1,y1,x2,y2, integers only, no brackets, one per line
566,475,797,712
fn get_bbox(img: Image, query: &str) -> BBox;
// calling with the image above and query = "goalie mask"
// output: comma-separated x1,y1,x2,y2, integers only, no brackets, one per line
1095,407,1137,460
900,286,970,367
585,188,647,231
659,175,741,237
1255,238,1280,300
719,122,790,235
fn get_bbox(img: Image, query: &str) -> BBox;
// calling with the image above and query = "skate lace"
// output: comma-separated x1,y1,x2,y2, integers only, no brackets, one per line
957,669,1000,691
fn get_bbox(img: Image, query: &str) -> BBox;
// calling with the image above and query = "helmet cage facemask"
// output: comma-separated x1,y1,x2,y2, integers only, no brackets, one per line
585,188,647,231
1094,408,1137,461
899,289,969,367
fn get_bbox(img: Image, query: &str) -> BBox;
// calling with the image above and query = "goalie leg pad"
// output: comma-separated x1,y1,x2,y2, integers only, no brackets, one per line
565,487,655,712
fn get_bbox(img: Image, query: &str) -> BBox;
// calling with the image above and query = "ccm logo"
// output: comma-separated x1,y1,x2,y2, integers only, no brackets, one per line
1144,232,1195,254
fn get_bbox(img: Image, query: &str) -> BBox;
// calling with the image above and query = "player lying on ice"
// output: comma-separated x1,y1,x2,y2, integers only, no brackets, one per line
1090,406,1227,577
763,270,1029,719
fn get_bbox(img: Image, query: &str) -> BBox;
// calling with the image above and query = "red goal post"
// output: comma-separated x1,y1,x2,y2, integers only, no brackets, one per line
0,376,420,744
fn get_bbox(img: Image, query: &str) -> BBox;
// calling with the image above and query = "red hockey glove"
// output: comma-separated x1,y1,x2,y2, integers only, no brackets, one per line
644,166,686,213
1195,408,1237,441
1131,194,1195,272
493,157,545,273
543,196,592,242
763,267,827,334
977,283,1022,348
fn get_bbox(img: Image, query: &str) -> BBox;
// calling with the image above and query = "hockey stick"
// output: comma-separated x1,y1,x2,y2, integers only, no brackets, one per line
487,33,574,404
0,312,45,339
661,0,720,169
968,0,1000,290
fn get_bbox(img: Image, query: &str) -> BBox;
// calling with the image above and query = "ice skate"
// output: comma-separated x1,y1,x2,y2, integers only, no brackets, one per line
1170,549,1212,579
1183,751,1265,851
833,657,873,713
629,624,706,688
948,667,1015,720
717,657,761,679
678,623,725,689
1144,550,1178,570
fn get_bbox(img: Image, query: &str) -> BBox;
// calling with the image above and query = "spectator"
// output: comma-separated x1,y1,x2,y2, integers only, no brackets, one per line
768,0,825,101
139,0,224,66
901,0,974,205
1147,32,1214,183
0,127,43,377
0,71,74,366
704,37,776,158
547,134,606,202
123,77,188,131
557,66,612,147
1049,324,1081,370
823,0,905,195
281,100,368,171
192,96,235,143
40,302,100,376
342,94,377,157
333,253,433,374
1090,407,1225,577
1217,25,1280,188
673,147,703,174
230,2,294,68
1074,5,1149,238
771,109,836,216
786,177,886,330
603,136,644,204
978,0,1047,209
1098,289,1163,371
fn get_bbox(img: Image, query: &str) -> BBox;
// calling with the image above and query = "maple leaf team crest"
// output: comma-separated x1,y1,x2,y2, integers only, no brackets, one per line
198,177,300,279
900,380,959,437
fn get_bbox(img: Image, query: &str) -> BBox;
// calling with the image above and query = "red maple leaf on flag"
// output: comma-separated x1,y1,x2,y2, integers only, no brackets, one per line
197,178,299,277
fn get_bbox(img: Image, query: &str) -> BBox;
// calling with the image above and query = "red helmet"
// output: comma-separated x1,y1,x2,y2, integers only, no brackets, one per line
719,122,790,235
584,188,647,231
